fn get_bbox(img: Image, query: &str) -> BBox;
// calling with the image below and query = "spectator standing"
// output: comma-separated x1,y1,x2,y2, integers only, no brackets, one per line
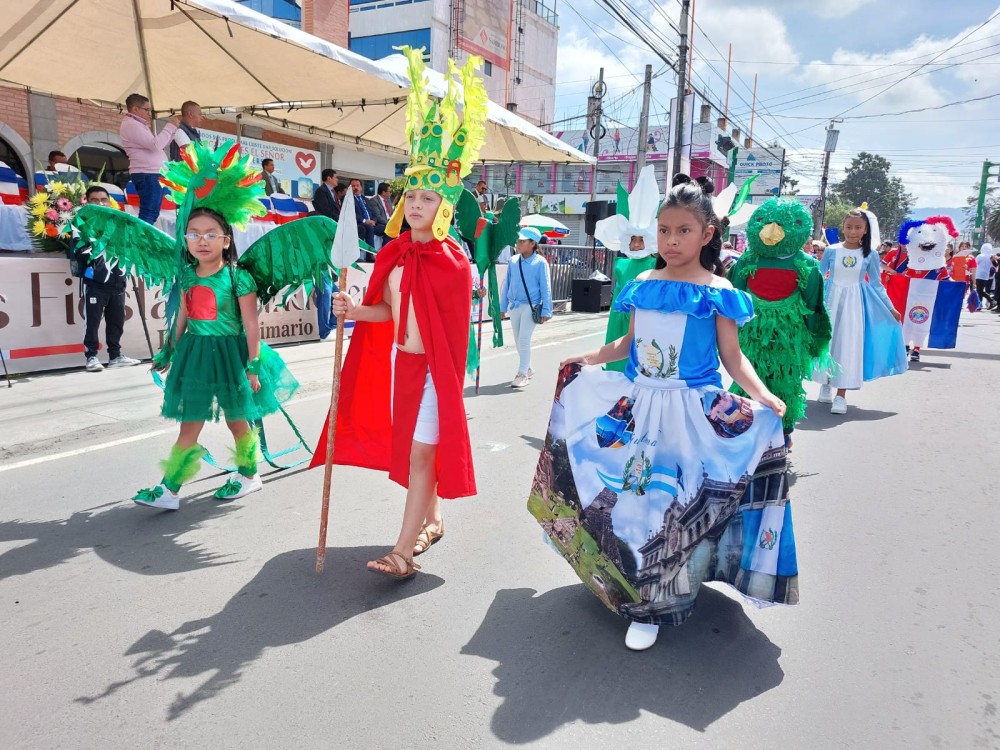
72,185,141,371
168,101,202,162
474,179,493,213
975,241,996,309
350,178,376,258
367,181,393,250
312,169,339,220
121,93,179,225
261,158,281,196
499,227,553,388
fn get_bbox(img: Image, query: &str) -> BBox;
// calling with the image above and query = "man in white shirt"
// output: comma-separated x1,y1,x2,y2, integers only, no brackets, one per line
976,242,996,309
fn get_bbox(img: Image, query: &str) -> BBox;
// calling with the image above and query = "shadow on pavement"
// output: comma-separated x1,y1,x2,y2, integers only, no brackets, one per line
796,403,897,431
0,493,243,581
462,585,784,742
465,382,521,397
520,434,545,451
920,349,1000,362
76,546,444,720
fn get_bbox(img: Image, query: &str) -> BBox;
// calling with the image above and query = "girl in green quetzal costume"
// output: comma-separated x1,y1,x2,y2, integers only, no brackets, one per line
73,140,339,510
594,165,660,371
727,198,832,437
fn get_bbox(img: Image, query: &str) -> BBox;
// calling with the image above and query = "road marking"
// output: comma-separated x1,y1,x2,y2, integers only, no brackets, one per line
0,428,176,474
0,330,607,473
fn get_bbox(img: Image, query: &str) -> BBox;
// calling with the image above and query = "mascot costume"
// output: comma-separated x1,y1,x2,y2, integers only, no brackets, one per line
886,216,964,360
594,165,660,372
728,198,831,440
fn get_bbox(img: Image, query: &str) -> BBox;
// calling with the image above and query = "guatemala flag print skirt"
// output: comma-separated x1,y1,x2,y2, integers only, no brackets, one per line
527,363,799,627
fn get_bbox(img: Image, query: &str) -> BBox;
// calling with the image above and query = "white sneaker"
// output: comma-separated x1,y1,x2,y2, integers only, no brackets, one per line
625,621,659,651
818,384,834,403
85,356,104,372
132,484,180,510
107,354,141,368
830,396,847,415
213,472,263,500
526,368,534,380
510,373,529,388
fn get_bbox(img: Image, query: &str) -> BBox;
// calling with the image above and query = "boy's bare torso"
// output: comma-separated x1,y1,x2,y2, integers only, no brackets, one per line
385,265,424,354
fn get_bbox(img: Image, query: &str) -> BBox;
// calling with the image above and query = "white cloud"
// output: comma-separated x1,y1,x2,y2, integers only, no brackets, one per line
794,0,874,19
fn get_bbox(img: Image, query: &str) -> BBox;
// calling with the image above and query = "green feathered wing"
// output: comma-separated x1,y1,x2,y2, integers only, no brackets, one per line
236,215,339,306
484,198,521,347
73,205,179,286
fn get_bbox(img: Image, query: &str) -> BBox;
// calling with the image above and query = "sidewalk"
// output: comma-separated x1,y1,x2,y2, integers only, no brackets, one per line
0,310,610,463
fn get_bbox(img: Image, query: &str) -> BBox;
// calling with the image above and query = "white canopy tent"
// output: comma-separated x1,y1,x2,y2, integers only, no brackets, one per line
0,0,591,164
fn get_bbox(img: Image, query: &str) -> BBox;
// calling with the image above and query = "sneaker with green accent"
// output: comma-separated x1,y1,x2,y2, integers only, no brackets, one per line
132,484,180,510
213,472,262,500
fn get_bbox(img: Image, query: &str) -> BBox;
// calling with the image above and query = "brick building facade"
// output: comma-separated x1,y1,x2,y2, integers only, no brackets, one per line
0,0,349,185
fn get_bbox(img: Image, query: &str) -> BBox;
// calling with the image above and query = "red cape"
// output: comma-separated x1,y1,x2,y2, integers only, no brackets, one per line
310,232,477,499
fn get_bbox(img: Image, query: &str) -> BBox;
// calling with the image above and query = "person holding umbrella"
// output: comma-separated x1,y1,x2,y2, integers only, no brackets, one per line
499,227,553,388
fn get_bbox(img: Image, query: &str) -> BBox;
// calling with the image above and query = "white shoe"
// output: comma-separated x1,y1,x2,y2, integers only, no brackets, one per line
132,484,180,510
85,356,104,372
213,472,262,500
510,373,529,388
107,354,141,368
526,368,534,380
830,396,847,415
625,621,659,651
818,384,834,403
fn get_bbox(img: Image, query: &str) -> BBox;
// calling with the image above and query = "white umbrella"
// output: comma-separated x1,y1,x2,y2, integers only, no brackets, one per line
0,0,592,164
520,214,570,237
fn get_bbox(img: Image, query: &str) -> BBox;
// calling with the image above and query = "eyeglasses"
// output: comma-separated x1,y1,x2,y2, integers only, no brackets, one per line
184,232,227,242
88,197,112,205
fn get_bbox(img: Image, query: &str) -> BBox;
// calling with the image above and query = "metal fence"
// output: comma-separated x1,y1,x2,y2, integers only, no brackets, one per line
538,244,616,303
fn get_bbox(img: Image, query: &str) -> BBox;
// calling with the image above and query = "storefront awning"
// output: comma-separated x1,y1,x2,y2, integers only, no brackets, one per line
0,0,591,165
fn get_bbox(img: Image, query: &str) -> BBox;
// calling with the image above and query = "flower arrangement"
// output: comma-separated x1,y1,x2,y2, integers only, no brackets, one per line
26,179,88,252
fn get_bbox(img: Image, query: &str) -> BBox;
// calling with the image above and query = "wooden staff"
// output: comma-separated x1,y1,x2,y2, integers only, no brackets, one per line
316,267,349,573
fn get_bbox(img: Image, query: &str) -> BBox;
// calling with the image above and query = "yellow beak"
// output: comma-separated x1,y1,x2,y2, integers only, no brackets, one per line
759,222,786,246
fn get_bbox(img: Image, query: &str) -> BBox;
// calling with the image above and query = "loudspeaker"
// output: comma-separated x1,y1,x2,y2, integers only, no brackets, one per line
584,200,613,236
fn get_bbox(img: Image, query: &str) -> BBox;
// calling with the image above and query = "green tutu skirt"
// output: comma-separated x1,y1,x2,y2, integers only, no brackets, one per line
161,335,298,423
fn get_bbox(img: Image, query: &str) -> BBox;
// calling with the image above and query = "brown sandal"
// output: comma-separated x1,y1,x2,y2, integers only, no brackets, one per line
413,523,445,556
368,551,420,580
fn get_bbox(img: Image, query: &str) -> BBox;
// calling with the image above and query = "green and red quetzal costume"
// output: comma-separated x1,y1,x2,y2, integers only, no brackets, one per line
728,198,832,435
73,139,339,505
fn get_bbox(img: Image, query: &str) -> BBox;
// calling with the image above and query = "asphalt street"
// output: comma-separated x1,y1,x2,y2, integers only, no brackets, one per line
1,310,998,749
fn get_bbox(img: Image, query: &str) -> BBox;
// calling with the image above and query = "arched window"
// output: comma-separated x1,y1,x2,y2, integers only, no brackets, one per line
0,136,27,179
68,143,130,188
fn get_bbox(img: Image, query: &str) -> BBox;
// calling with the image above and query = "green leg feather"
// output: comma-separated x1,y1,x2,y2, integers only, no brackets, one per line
232,427,260,478
160,444,208,493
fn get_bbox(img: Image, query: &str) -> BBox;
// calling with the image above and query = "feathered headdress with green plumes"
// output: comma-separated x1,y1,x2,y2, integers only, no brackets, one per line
160,139,266,243
385,46,489,241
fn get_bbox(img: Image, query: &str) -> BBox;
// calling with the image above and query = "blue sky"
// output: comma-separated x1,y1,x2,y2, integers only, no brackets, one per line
552,0,1000,207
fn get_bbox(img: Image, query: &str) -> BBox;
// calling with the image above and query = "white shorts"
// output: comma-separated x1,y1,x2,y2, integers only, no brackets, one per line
391,346,440,446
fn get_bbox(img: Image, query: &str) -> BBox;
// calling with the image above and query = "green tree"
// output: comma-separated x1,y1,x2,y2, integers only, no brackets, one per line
822,195,855,240
780,174,799,196
831,152,914,240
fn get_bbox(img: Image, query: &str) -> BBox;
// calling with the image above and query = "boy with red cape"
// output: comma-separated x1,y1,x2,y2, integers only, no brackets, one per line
310,47,486,578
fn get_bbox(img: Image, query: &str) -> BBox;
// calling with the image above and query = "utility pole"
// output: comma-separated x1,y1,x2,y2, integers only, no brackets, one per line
672,0,690,178
974,159,998,246
587,68,606,246
635,64,653,179
813,119,841,240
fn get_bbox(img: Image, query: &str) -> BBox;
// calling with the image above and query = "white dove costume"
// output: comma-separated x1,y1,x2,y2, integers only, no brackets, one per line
595,166,660,371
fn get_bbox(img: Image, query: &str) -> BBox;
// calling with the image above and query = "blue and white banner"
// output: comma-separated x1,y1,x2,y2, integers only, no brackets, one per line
902,277,964,349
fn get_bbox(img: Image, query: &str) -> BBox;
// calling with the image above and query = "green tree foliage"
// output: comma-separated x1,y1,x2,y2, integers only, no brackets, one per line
962,182,1000,235
830,152,913,240
823,196,855,240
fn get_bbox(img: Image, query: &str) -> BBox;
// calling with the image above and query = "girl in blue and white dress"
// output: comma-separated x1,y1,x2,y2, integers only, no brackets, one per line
527,181,799,651
813,209,907,415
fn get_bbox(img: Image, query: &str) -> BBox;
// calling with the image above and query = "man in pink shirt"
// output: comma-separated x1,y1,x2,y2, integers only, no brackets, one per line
120,93,180,225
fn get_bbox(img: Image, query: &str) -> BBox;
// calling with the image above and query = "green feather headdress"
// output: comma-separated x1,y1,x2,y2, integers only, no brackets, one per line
386,46,489,241
159,139,266,244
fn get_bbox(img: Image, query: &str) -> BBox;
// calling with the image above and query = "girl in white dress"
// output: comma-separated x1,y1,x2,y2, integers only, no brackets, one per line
814,209,907,414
